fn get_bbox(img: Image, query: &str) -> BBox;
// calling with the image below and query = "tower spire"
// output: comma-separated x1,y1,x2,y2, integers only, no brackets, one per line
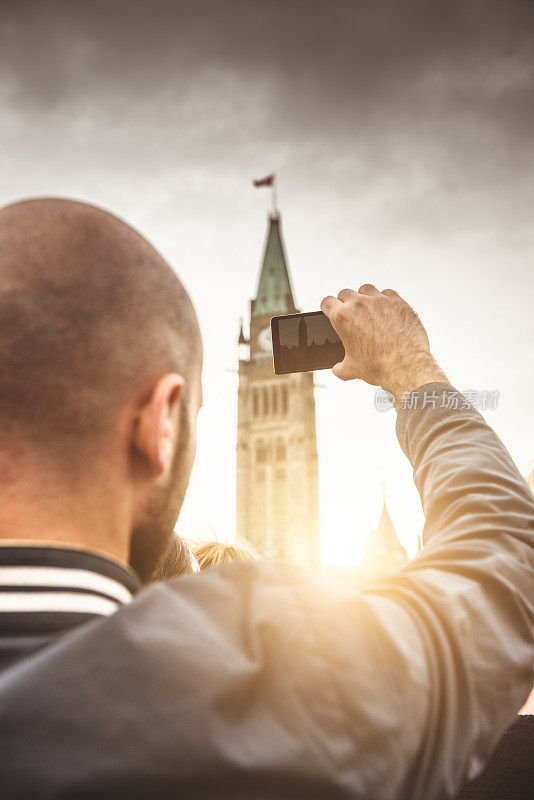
251,213,297,319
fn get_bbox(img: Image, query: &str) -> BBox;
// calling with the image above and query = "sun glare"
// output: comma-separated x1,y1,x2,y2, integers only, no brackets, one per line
320,515,368,566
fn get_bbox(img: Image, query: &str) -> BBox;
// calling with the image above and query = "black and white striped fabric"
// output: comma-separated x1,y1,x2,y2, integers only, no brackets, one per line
0,545,140,635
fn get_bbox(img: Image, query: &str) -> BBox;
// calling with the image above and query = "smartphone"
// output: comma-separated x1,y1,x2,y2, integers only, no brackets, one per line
271,311,345,374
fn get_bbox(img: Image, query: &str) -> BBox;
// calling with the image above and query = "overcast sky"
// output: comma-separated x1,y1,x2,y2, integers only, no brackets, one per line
1,0,533,560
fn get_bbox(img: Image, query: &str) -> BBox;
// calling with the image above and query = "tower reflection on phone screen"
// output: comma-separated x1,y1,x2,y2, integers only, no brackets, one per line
271,311,345,374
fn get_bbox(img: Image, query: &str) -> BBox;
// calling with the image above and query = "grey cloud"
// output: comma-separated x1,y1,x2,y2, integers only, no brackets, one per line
1,0,533,236
2,1,533,120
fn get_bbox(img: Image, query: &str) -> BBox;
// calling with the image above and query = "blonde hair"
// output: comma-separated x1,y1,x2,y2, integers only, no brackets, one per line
193,540,257,571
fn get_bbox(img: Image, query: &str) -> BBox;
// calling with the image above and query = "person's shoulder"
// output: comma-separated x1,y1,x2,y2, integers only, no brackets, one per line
133,558,319,616
110,557,360,657
139,558,357,612
122,558,372,662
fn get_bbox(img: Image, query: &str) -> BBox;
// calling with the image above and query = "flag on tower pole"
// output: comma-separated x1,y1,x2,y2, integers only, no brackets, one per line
252,174,274,188
253,173,277,214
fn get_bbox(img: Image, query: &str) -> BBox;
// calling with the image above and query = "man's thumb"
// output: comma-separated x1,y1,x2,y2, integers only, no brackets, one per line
332,359,353,381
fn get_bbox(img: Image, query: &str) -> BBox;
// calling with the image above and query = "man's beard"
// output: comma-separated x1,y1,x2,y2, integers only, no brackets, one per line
128,407,193,584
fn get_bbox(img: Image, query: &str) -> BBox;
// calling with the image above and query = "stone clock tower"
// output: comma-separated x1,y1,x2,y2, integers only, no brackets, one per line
236,212,320,565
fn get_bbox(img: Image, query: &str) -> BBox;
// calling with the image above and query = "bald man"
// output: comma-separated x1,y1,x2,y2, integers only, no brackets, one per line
0,198,533,800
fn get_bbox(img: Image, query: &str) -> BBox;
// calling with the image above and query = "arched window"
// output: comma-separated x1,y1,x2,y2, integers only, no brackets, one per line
281,385,288,415
271,385,278,414
256,439,268,464
275,439,286,461
253,388,259,416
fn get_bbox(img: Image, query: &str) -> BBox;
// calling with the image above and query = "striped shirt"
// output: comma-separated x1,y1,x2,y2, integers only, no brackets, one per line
0,545,140,668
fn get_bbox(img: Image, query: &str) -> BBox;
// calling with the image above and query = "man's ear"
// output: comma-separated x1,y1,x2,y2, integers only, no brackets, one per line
132,373,185,476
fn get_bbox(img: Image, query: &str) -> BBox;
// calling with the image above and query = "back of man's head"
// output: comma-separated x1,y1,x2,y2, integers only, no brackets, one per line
0,197,202,579
0,198,199,460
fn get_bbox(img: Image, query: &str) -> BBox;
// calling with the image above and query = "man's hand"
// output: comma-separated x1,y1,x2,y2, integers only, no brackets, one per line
321,285,447,401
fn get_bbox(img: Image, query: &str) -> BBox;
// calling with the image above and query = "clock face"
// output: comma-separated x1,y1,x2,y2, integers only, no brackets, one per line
257,326,272,352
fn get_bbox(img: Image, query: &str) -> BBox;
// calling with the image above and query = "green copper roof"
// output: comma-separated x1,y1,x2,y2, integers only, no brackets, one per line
252,214,296,318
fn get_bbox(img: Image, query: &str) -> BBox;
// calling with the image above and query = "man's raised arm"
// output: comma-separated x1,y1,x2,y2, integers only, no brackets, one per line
133,285,533,799
317,285,534,798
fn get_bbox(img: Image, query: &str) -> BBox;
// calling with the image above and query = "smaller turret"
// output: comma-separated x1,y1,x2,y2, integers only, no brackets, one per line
237,318,249,361
362,495,407,575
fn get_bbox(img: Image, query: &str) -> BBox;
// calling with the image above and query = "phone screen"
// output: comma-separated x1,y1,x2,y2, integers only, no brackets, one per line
271,311,345,374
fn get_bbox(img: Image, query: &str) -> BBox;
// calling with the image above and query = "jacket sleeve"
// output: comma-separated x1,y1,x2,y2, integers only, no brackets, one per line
299,382,534,799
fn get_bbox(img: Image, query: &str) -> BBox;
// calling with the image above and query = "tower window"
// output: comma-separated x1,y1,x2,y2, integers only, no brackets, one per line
281,385,288,415
263,386,270,415
272,385,278,414
253,388,259,416
275,439,286,461
256,440,268,464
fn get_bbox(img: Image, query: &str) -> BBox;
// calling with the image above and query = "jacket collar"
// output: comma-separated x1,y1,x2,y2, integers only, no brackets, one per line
0,544,140,621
